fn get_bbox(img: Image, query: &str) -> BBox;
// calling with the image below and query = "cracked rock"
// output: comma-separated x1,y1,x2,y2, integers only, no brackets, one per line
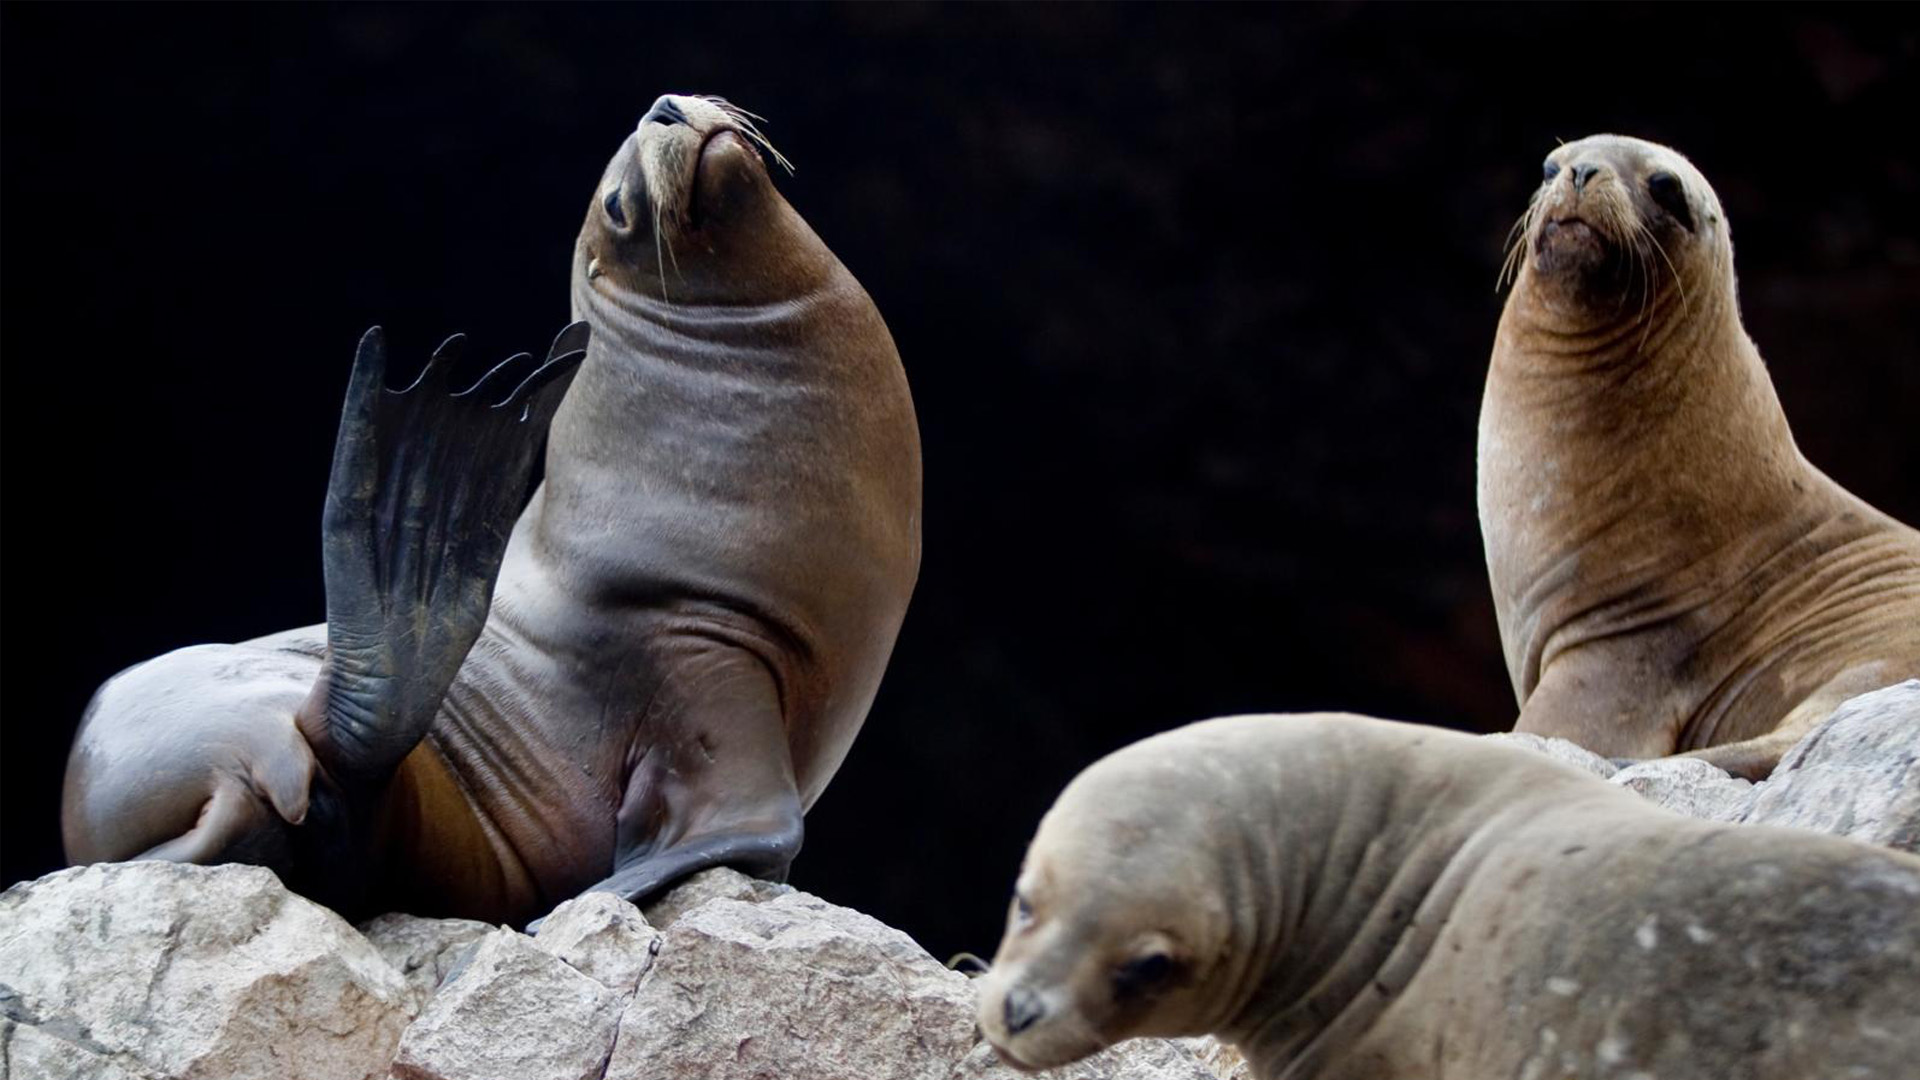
640,865,792,929
1744,679,1920,852
0,862,412,1080
389,927,622,1080
358,913,492,1012
607,892,1217,1080
532,891,660,993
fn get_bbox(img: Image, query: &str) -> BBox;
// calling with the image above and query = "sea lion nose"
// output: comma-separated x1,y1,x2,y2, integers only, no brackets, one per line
1571,163,1603,191
642,96,691,128
1004,987,1046,1035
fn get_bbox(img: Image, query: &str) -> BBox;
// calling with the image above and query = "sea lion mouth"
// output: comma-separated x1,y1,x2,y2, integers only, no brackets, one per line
1538,216,1600,250
988,1041,1044,1073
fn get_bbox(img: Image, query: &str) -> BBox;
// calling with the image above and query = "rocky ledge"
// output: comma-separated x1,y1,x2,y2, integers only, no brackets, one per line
2,680,1913,1080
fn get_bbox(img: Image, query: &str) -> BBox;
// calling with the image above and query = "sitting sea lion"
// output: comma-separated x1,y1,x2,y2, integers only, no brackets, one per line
1479,134,1920,778
61,94,923,926
975,713,1920,1079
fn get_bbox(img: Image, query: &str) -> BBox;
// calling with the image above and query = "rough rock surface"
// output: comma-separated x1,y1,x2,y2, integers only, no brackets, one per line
389,927,623,1080
0,863,412,1080
532,891,661,993
1481,731,1619,778
607,891,1215,1080
1176,1038,1255,1080
357,912,493,1012
1743,679,1920,851
640,864,792,929
1491,680,1920,852
1610,757,1756,822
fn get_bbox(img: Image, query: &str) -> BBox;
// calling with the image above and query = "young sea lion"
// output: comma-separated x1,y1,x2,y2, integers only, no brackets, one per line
976,713,1920,1079
1479,134,1920,778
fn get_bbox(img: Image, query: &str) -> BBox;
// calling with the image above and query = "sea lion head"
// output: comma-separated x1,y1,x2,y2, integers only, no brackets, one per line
572,93,812,311
1506,134,1731,318
974,740,1240,1071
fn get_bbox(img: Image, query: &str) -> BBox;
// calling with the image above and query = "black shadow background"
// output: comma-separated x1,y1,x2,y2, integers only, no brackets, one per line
4,3,1916,961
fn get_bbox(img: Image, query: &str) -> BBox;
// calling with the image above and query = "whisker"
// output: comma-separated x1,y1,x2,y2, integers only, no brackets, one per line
654,202,672,306
699,95,796,175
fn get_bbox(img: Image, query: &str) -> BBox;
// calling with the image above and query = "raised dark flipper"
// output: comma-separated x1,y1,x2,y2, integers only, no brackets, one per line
298,323,587,792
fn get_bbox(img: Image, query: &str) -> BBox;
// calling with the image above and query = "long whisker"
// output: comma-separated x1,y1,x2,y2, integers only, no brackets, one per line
654,202,672,306
1497,189,1543,291
699,95,796,175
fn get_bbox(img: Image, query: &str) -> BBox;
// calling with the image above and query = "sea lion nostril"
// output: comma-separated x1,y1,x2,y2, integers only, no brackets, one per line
642,96,691,128
1571,163,1601,190
1004,988,1045,1035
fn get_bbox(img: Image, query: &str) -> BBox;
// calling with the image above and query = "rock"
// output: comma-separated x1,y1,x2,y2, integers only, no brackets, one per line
955,1037,1223,1079
0,862,412,1080
389,927,622,1080
1482,732,1619,778
1175,1037,1255,1080
0,1010,146,1080
1489,683,1920,854
531,891,660,993
639,865,792,929
607,892,1215,1080
1744,679,1920,852
357,913,492,1011
1609,757,1756,822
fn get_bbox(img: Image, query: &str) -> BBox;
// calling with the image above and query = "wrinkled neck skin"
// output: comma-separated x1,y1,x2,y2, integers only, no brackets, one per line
532,194,855,596
1480,252,1833,703
1196,727,1527,1079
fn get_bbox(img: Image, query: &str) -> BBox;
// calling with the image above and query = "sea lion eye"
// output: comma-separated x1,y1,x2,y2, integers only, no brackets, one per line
1013,893,1034,925
1113,953,1174,999
603,186,628,228
1646,171,1694,232
1542,160,1562,183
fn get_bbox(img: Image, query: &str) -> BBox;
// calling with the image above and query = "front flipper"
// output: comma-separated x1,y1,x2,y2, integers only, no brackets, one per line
298,323,587,792
526,819,803,934
524,635,805,931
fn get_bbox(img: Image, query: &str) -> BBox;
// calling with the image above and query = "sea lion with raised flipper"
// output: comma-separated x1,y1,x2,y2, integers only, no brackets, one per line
1479,134,1920,779
61,93,923,926
975,713,1920,1079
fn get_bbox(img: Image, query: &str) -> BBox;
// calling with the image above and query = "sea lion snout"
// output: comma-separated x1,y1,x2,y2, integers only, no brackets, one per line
641,94,691,129
1002,985,1045,1034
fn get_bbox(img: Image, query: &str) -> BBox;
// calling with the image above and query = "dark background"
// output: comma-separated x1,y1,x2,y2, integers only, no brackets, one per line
4,3,1916,961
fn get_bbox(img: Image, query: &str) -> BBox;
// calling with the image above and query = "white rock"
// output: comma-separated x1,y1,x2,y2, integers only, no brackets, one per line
640,865,792,929
532,891,660,993
0,862,412,1080
357,913,492,1011
388,927,622,1080
1609,757,1755,822
607,892,1214,1080
1744,679,1920,852
0,1010,146,1080
1174,1037,1255,1080
1482,732,1620,778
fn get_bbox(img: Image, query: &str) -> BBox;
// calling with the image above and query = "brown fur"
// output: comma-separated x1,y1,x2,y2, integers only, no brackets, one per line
1479,134,1920,779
